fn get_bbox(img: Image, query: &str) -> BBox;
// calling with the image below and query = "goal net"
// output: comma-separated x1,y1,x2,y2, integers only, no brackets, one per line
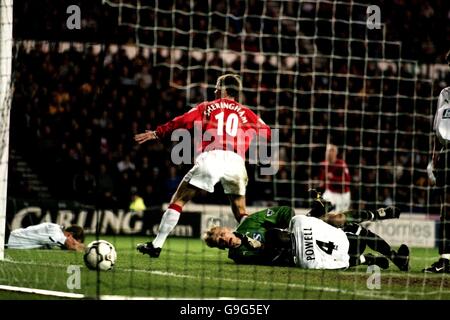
1,0,449,301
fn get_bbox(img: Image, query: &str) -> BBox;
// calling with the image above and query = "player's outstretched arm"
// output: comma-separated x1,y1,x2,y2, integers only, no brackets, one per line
427,135,438,186
134,130,158,144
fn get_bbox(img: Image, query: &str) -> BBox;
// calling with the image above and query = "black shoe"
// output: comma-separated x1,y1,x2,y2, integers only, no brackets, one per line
364,253,389,269
392,244,410,271
308,189,334,218
422,258,450,273
374,206,401,220
137,242,161,258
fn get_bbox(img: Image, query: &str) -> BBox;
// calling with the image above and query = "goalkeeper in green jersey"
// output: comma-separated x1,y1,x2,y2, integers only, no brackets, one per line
203,206,295,265
203,193,409,270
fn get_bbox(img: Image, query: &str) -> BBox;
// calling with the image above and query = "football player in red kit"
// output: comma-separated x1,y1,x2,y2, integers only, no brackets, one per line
318,144,351,212
134,74,271,258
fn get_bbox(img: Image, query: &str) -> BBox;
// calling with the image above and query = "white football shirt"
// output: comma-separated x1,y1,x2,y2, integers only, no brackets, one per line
433,87,450,145
289,215,350,269
7,223,67,249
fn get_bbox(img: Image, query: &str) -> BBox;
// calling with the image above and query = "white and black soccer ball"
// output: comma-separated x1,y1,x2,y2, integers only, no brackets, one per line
83,240,117,271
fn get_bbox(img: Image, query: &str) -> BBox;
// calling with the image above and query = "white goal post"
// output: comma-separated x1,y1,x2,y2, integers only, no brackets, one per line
0,0,13,261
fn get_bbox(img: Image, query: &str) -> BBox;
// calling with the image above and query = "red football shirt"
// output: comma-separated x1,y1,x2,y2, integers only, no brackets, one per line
319,159,351,193
155,98,271,157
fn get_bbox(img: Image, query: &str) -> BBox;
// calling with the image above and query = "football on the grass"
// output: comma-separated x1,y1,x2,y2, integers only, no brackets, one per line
83,240,117,271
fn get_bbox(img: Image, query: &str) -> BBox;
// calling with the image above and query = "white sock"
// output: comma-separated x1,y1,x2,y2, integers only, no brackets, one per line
440,254,450,260
359,254,366,264
152,209,181,248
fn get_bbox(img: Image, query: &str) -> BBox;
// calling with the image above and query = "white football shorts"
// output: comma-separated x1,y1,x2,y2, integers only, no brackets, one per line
323,190,351,212
183,150,248,195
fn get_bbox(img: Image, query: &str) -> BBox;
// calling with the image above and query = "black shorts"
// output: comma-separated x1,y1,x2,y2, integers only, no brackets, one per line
345,223,367,266
435,149,450,188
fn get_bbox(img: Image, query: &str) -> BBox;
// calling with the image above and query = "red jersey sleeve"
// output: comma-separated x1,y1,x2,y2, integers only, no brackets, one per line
155,103,204,139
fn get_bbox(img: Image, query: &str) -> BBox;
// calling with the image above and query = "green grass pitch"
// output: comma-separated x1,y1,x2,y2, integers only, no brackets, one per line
0,235,449,300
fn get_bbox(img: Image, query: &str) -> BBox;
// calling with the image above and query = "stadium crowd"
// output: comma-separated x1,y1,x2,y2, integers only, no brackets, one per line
9,0,450,213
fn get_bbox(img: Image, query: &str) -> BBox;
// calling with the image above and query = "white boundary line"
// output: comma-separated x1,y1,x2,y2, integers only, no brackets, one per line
0,285,85,299
122,269,400,300
2,260,450,300
0,284,241,300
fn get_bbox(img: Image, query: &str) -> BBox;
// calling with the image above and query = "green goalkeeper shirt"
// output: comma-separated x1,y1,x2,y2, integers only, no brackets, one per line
228,206,295,265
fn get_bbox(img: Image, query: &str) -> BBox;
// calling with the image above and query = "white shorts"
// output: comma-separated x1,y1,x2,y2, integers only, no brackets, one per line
289,215,350,270
183,150,248,195
323,190,351,212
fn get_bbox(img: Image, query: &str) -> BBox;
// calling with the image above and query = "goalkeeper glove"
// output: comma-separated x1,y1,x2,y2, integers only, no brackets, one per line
245,236,262,249
308,189,334,218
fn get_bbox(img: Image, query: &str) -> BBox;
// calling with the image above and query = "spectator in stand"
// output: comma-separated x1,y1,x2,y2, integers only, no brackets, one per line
73,168,97,204
117,155,136,173
129,187,147,212
318,144,351,212
96,163,118,208
165,166,182,200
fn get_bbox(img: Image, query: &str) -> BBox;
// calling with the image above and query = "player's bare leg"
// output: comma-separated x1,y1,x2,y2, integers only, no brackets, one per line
137,181,200,257
228,194,248,222
153,181,199,247
169,180,200,207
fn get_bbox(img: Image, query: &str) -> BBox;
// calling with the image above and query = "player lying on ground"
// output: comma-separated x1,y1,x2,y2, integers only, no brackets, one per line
306,190,409,270
6,222,85,252
203,204,409,271
135,74,271,258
